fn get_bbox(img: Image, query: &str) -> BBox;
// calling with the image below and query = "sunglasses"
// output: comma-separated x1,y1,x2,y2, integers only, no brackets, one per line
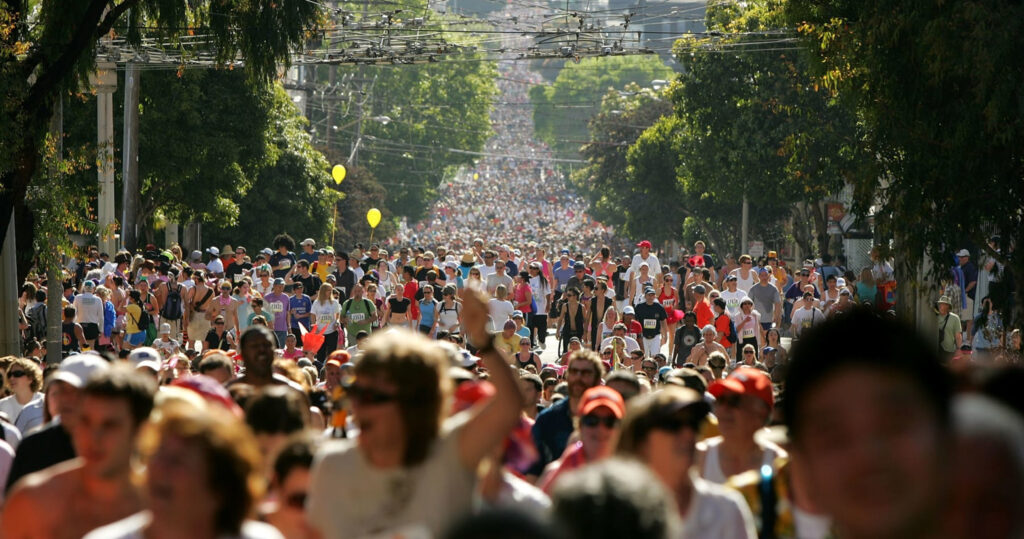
652,410,703,433
521,342,531,346
283,492,307,510
215,321,225,326
581,415,620,429
346,385,399,405
567,367,595,377
743,351,755,355
8,370,26,378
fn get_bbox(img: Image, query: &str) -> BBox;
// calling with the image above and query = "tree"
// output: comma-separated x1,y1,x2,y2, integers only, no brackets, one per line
0,0,323,281
786,0,1024,319
203,85,340,251
530,55,674,163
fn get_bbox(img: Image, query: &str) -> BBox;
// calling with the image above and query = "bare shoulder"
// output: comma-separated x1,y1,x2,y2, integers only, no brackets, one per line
3,461,81,533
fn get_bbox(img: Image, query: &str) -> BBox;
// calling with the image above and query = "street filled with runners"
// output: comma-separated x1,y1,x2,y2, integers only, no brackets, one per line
2,35,1022,539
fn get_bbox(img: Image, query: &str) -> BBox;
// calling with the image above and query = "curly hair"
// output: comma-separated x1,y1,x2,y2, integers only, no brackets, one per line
272,234,295,251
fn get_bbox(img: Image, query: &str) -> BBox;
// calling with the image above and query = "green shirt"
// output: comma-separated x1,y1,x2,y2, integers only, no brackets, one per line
341,297,376,339
938,312,961,352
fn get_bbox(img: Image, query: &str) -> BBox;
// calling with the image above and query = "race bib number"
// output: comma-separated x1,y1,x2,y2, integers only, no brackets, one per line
268,301,283,314
279,259,291,269
350,313,365,323
802,320,812,329
318,313,334,325
643,319,657,329
741,327,756,338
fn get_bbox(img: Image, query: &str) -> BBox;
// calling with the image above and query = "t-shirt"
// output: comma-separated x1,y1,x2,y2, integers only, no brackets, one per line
630,253,662,276
485,272,513,296
0,393,43,432
612,264,630,300
248,310,273,327
488,299,515,332
341,297,376,338
269,251,296,279
289,294,313,330
552,263,575,291
790,307,823,337
293,273,322,298
153,338,179,357
307,414,475,539
719,289,746,317
83,511,284,539
633,301,667,338
732,310,761,341
298,250,319,266
205,258,224,275
225,261,252,282
680,475,758,539
674,325,702,366
714,313,733,347
938,313,961,353
310,299,341,334
529,276,551,315
748,283,779,321
262,292,291,332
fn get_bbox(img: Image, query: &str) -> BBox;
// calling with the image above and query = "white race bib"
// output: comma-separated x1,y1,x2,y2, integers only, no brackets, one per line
350,313,365,323
643,319,657,329
268,302,283,314
318,313,334,325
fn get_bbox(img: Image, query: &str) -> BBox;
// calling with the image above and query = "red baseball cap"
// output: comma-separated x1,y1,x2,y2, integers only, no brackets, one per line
328,350,351,364
708,367,774,409
636,240,652,249
579,386,626,419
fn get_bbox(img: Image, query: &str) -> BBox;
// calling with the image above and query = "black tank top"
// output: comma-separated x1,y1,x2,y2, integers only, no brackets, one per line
62,321,79,355
515,352,538,369
388,296,410,314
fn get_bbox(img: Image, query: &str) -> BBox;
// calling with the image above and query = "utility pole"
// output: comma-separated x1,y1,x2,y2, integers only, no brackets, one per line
121,60,141,251
45,97,64,365
740,193,749,255
94,62,118,255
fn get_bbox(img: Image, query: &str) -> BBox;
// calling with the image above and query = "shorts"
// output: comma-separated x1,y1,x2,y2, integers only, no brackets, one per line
127,331,147,346
418,325,433,336
964,297,975,321
81,323,99,341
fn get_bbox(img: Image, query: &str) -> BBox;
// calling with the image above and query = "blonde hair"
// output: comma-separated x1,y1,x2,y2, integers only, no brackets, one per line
316,282,333,304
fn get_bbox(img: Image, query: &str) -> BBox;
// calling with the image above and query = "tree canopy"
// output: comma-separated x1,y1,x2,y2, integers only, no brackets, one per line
530,55,673,163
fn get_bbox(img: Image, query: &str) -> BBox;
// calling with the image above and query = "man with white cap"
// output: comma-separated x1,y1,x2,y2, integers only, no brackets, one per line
298,238,318,265
205,246,224,277
3,366,155,538
5,354,111,491
937,295,962,359
73,280,104,350
956,248,978,333
630,240,661,276
152,324,180,357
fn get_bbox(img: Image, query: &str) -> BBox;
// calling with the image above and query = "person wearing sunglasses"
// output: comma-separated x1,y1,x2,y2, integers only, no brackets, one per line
262,434,320,539
0,358,44,434
539,386,625,493
616,387,756,538
307,288,521,538
696,367,785,484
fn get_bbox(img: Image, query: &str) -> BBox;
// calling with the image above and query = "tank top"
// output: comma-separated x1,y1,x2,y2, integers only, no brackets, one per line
513,283,532,313
658,289,677,309
389,296,411,315
701,436,785,484
438,301,460,329
419,299,438,327
62,322,80,355
515,352,539,370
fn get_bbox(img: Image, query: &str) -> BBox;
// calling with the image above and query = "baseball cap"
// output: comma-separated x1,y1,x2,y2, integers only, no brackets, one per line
636,240,652,249
560,249,570,255
956,249,970,257
260,248,273,256
725,274,738,282
709,367,774,409
52,353,111,388
273,278,286,286
511,310,524,319
301,238,316,246
569,336,582,344
573,262,585,270
129,346,162,367
206,246,220,257
190,250,202,261
622,306,635,315
159,323,171,335
762,346,777,354
757,267,770,275
579,386,626,419
767,250,778,258
693,284,706,295
644,287,656,295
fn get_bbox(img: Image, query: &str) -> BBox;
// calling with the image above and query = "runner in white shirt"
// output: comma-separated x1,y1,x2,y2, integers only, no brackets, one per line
630,240,662,276
718,275,746,317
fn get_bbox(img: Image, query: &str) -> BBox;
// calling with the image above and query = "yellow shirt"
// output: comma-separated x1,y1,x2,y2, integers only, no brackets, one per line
125,304,142,333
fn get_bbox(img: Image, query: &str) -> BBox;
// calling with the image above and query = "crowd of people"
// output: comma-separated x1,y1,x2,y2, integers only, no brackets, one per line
395,58,614,253
1,22,1021,539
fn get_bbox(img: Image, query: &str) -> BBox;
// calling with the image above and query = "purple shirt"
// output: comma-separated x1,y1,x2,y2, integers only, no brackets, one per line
262,292,291,332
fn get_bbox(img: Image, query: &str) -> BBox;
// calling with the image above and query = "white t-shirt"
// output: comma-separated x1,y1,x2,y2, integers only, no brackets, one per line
630,253,662,276
476,263,497,280
719,289,746,317
681,473,758,539
307,414,475,539
731,310,761,342
83,511,283,539
529,276,551,315
153,338,180,357
600,335,641,354
790,306,824,337
310,299,341,334
488,299,515,332
206,258,224,275
0,393,42,429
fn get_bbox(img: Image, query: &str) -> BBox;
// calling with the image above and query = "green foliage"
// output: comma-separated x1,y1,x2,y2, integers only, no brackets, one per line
331,165,396,249
531,55,674,163
785,0,1024,291
203,85,340,251
310,56,498,221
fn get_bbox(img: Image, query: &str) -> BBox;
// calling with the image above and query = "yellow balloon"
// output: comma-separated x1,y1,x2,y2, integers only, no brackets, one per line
366,208,382,229
332,165,347,184
473,172,479,180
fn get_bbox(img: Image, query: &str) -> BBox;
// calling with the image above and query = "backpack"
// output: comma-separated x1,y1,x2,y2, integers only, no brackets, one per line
28,303,47,341
718,313,738,345
160,284,184,321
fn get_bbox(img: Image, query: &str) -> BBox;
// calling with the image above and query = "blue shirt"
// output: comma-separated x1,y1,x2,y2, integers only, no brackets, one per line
552,262,576,291
289,294,312,329
419,299,438,327
529,397,573,476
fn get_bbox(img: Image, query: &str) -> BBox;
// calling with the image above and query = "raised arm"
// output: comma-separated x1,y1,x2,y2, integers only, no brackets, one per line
457,288,522,471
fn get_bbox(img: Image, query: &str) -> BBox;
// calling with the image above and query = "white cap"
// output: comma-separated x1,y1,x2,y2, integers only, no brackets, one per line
135,359,161,373
956,249,970,257
300,238,316,246
207,246,220,256
622,306,635,315
128,346,162,367
159,323,171,335
836,277,846,287
52,354,110,388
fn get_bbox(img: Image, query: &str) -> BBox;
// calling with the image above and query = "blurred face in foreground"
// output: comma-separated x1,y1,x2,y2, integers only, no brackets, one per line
791,367,948,539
